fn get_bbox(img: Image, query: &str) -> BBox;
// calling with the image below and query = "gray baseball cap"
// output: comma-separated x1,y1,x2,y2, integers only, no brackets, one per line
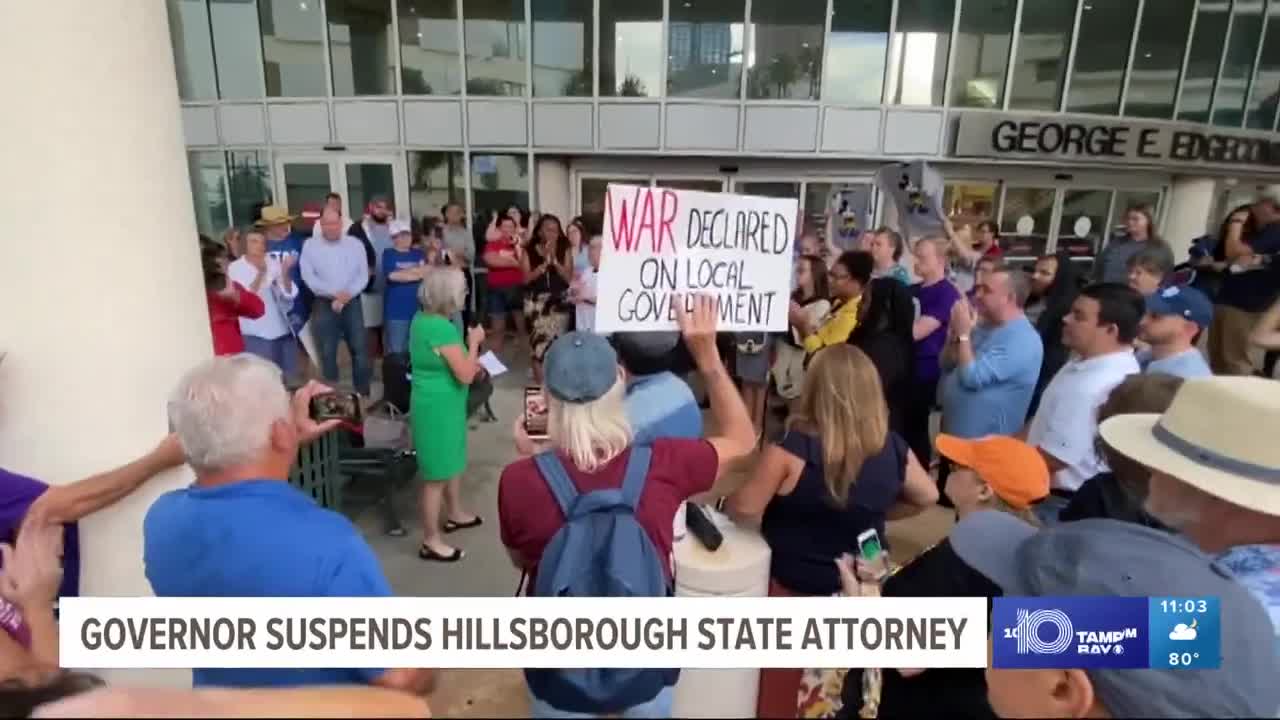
951,513,1280,718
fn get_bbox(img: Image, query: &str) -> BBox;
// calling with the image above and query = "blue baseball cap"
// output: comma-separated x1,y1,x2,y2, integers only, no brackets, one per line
544,331,619,403
1146,284,1213,329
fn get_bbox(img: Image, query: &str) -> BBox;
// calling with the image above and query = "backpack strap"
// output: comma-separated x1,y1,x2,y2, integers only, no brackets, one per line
534,451,579,517
619,445,653,509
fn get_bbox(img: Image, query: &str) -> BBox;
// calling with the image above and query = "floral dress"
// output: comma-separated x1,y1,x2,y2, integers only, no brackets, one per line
524,244,572,362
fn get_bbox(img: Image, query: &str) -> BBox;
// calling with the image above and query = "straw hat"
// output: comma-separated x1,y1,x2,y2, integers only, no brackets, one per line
1099,376,1280,516
254,205,295,227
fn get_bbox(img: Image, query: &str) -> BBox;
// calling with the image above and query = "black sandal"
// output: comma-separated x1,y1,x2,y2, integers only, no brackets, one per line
443,516,484,534
419,544,464,562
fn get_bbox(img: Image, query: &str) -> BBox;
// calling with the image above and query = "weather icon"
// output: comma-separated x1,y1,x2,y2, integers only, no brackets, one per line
1169,619,1198,641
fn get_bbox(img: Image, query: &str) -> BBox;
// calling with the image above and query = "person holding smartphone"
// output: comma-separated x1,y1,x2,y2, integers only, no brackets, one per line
833,434,1048,720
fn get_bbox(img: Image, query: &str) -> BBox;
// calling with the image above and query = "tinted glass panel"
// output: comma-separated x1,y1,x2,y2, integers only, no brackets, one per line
211,0,267,99
327,0,395,96
1125,0,1195,118
471,155,531,218
745,0,825,100
886,0,953,106
1057,189,1111,259
408,152,466,223
950,0,1015,108
1008,0,1076,111
1066,0,1140,116
397,0,462,95
168,0,217,100
1247,7,1280,129
1213,1,1265,127
1000,187,1055,259
825,0,891,104
226,150,274,229
942,182,998,228
667,0,746,98
464,0,527,96
260,0,328,96
600,0,663,96
1178,5,1230,123
188,151,230,237
532,0,592,96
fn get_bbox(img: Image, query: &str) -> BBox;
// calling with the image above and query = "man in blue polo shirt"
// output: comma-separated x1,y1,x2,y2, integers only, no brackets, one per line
610,332,703,444
1137,285,1213,378
145,355,432,692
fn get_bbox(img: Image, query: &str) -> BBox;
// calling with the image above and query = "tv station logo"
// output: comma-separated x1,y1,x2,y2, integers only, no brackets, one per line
992,597,1221,670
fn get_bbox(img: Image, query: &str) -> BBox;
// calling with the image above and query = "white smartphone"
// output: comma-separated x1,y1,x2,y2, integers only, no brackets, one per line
856,528,884,563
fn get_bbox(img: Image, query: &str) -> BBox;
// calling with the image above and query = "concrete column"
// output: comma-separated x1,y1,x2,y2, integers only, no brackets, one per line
1162,177,1218,263
0,0,209,685
535,157,573,219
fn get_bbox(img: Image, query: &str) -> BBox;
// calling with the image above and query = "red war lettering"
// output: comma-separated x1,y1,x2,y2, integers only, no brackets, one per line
657,190,680,254
607,186,641,252
635,188,657,250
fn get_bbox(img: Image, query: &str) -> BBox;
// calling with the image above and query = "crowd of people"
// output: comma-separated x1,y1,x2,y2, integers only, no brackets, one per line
3,187,1280,718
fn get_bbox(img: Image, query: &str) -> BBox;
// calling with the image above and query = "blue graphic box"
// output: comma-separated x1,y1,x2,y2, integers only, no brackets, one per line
992,597,1148,669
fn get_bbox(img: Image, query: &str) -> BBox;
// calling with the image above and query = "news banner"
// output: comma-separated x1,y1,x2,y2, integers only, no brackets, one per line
59,596,1219,671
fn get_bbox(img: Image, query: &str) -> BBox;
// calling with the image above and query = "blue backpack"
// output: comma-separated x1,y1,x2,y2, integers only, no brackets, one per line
526,446,673,713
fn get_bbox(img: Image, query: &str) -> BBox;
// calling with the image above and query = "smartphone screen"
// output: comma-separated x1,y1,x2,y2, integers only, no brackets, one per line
524,387,549,440
309,391,363,423
857,530,883,562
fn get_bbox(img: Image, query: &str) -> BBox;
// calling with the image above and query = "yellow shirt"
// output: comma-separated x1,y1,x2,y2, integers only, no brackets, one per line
803,296,860,354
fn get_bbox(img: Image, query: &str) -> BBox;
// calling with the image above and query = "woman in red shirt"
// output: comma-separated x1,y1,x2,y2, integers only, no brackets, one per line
200,236,264,355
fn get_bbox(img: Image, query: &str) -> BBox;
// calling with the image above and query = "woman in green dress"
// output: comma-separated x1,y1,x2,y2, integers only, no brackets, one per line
410,267,485,562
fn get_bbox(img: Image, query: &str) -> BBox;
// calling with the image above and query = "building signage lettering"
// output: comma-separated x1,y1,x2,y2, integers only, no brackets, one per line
954,113,1280,170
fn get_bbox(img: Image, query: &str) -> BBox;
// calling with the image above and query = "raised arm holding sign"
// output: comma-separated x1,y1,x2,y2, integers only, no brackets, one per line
595,184,797,334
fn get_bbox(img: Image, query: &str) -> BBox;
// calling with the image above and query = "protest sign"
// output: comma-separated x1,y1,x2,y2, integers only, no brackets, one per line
595,184,796,333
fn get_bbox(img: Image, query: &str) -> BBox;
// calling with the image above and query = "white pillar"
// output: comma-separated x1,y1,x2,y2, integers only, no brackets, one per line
0,0,208,686
535,158,573,220
1162,177,1217,263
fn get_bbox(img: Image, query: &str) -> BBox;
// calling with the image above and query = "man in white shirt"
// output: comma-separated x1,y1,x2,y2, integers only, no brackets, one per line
1025,282,1142,524
572,235,602,333
301,208,372,396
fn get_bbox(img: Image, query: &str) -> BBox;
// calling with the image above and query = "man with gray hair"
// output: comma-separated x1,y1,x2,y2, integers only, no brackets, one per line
143,355,433,693
301,208,372,396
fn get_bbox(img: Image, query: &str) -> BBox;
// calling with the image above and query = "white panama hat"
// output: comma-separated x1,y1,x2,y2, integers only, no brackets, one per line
1099,375,1280,517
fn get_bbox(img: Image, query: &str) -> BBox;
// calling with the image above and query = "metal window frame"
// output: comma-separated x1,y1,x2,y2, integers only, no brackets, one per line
1057,0,1085,112
883,0,900,104
942,0,963,107
819,0,835,100
1209,0,1241,124
1117,0,1147,114
389,0,403,95
1000,0,1024,111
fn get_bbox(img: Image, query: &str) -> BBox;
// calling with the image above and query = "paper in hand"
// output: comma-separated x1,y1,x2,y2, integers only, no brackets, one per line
478,351,509,377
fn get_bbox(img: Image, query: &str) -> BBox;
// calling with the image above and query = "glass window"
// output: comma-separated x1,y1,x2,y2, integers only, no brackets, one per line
225,150,274,229
744,0,825,100
579,177,646,228
1178,5,1230,123
1000,187,1055,259
1110,189,1162,239
600,0,663,97
167,0,217,100
1008,0,1076,111
1066,0,1140,116
825,0,891,104
942,182,998,231
211,0,267,99
1056,189,1111,260
471,154,530,218
735,181,801,199
886,0,954,106
655,178,726,192
397,0,462,95
1213,1,1266,127
187,151,230,237
345,162,397,217
281,163,333,217
531,0,592,96
667,0,746,98
1125,0,1195,119
327,0,395,96
407,152,466,222
464,0,527,96
259,0,328,97
949,0,1015,108
1247,7,1280,130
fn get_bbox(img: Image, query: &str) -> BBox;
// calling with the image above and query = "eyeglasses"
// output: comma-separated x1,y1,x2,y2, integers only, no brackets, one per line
830,271,851,281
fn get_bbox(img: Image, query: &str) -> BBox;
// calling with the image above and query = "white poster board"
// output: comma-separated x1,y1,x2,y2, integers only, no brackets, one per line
595,184,797,333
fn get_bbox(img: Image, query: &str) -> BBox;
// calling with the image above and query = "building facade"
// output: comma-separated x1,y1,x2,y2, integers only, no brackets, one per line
173,0,1280,267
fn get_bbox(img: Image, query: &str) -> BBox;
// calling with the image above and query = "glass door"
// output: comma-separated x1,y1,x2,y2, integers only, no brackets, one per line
274,153,409,222
999,186,1057,263
1055,189,1113,271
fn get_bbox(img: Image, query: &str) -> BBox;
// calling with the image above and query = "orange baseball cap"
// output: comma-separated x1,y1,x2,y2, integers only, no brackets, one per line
935,434,1050,510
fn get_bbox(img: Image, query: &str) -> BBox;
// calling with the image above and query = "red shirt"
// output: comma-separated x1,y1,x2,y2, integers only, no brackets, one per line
485,237,524,288
983,243,1003,259
207,282,265,355
498,438,719,592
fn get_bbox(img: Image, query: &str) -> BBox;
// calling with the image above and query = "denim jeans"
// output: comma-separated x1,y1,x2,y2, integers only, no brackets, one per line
528,686,673,719
243,334,299,383
311,295,371,395
384,319,412,356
